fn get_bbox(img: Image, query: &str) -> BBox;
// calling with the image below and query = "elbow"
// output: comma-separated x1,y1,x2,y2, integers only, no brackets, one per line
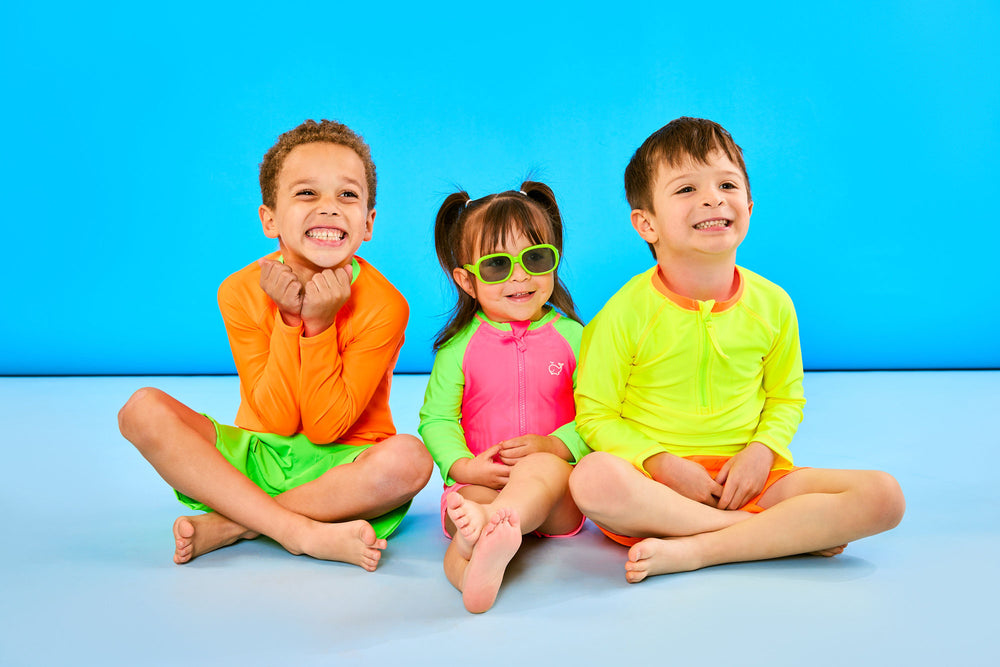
301,424,339,446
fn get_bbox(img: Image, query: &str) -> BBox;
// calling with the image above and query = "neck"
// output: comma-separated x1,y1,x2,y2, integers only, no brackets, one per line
656,252,737,302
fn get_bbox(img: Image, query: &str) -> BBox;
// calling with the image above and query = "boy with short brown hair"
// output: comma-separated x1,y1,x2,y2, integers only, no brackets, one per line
570,117,905,582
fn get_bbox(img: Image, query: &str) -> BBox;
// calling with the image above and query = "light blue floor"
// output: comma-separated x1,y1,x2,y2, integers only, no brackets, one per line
1,372,997,666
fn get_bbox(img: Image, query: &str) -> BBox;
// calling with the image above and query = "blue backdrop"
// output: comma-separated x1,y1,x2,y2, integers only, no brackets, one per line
2,1,997,374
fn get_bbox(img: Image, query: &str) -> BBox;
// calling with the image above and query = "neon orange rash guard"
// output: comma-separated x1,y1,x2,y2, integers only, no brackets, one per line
217,252,408,446
575,266,805,472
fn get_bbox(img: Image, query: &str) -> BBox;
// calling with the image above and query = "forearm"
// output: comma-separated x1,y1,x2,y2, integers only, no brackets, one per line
231,312,303,436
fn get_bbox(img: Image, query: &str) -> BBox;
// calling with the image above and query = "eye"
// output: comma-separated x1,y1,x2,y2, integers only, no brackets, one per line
675,186,695,194
720,182,738,190
340,190,360,199
481,256,508,270
296,189,316,197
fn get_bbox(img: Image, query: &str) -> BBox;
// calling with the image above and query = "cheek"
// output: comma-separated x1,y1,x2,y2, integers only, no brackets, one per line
476,282,504,301
537,275,556,300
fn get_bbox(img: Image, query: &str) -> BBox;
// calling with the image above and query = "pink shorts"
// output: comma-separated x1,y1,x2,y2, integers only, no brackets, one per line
599,455,803,547
439,482,585,539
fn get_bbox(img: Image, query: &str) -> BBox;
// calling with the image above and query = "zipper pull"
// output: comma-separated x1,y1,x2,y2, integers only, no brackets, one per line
511,321,528,351
699,301,730,360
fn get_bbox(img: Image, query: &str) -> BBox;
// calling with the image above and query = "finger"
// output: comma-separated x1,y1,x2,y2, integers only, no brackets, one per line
715,459,732,485
337,264,353,285
716,484,734,509
480,444,502,459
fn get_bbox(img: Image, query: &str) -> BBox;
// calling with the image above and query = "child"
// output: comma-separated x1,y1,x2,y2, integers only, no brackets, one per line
117,119,432,571
570,117,905,582
418,182,589,613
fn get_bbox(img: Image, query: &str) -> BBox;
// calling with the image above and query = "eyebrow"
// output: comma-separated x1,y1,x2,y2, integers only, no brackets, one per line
286,175,365,191
662,169,744,189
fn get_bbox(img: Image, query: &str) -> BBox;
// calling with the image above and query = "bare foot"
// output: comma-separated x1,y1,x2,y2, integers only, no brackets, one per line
461,509,522,613
810,544,847,557
446,492,490,560
173,513,258,564
292,520,387,572
625,537,703,583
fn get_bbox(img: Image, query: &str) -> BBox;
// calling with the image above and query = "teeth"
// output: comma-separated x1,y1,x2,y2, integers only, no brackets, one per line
306,228,345,240
694,220,729,230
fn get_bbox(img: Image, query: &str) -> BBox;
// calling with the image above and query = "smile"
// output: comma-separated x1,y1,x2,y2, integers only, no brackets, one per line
306,228,346,240
693,219,731,230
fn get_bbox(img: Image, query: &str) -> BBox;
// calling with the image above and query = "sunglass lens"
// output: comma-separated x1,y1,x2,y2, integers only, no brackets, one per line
523,247,556,273
479,255,513,283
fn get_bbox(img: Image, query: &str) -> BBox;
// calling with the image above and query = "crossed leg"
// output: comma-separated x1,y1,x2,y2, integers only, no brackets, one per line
570,452,905,583
443,452,582,613
119,387,432,569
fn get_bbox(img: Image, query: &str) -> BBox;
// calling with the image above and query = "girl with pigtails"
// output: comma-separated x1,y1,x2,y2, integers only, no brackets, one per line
418,181,589,614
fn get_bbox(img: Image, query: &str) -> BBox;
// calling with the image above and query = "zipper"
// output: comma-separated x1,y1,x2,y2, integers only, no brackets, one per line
696,300,732,410
511,322,528,435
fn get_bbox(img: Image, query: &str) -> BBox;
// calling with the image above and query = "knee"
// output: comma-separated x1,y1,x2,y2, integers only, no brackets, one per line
517,451,569,475
117,387,168,442
864,470,906,531
372,435,433,493
569,452,633,515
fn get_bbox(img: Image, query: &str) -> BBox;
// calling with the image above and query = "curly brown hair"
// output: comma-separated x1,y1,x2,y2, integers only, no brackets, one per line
258,119,377,210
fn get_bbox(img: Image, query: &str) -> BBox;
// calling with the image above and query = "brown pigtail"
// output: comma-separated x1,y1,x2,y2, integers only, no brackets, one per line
520,181,582,326
433,192,480,350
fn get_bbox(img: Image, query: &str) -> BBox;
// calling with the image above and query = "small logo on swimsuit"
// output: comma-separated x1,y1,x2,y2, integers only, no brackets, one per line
548,362,564,375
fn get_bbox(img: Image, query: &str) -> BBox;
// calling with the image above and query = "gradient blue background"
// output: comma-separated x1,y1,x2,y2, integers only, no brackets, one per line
2,1,997,374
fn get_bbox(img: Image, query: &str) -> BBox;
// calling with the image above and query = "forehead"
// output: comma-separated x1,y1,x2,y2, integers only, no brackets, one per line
279,142,366,187
467,199,551,257
654,149,746,188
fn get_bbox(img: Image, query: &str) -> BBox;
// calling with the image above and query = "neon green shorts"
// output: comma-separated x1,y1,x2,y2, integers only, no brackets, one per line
174,417,410,539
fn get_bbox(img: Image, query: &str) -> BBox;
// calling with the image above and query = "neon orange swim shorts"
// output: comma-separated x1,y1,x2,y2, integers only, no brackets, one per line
598,455,802,547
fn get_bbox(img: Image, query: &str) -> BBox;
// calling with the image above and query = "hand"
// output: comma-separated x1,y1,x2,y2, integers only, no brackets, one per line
645,451,724,507
447,445,510,490
497,434,570,464
300,265,352,337
258,259,304,326
714,442,775,510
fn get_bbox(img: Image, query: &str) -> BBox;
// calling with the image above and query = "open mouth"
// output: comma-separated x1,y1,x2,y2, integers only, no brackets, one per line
506,290,535,299
693,219,732,230
306,228,346,241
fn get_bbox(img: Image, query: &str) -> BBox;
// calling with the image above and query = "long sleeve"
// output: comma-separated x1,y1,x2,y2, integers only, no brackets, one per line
418,336,473,486
750,297,805,465
219,255,405,445
575,300,668,469
218,263,302,436
296,285,407,445
550,316,590,463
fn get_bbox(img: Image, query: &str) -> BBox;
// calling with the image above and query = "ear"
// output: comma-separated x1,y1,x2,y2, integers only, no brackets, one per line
452,266,477,299
747,200,754,217
363,208,375,242
630,209,659,245
260,204,279,239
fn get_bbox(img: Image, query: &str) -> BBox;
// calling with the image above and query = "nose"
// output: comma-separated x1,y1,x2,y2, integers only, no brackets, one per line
702,191,725,207
510,260,530,281
318,194,339,215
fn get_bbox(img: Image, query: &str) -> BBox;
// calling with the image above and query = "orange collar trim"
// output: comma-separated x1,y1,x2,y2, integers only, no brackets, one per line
651,267,744,312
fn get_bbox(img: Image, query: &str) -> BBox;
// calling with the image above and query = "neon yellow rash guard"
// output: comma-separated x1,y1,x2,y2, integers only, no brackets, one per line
574,265,805,472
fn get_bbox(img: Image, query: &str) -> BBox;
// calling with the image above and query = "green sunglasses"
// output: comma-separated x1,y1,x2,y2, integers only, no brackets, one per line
463,244,560,284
